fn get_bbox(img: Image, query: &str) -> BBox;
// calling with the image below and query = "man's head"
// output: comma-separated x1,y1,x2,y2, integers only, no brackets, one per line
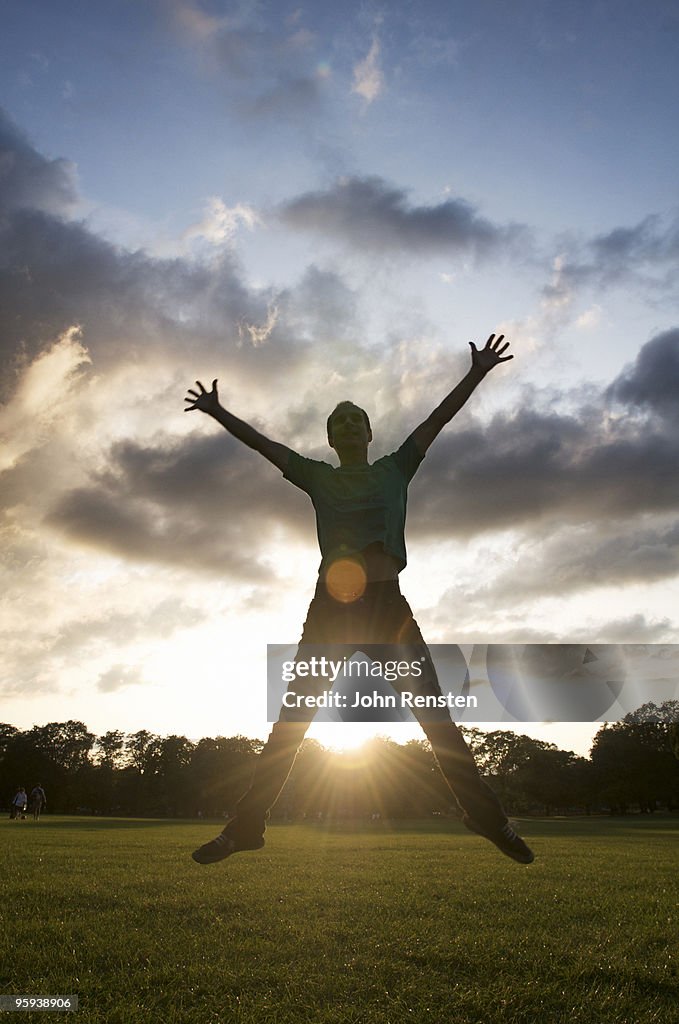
326,401,372,451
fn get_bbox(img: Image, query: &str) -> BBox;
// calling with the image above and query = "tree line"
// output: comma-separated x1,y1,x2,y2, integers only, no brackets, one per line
2,703,678,820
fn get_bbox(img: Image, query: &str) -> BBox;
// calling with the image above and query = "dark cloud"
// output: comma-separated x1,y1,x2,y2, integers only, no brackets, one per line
46,432,315,579
0,108,78,216
0,203,266,379
544,213,679,303
485,521,679,604
591,215,679,270
39,329,679,592
284,264,360,343
409,403,676,543
399,329,679,543
607,328,679,418
2,110,678,619
0,110,327,396
279,176,527,257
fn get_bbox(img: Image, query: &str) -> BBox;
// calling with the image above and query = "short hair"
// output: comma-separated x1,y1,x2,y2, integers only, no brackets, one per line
326,401,372,443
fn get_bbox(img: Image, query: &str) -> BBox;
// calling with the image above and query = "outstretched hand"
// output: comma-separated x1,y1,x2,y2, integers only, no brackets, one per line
184,379,220,415
470,334,513,373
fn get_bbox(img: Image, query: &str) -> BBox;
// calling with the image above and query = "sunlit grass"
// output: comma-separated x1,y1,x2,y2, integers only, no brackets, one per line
2,816,678,1023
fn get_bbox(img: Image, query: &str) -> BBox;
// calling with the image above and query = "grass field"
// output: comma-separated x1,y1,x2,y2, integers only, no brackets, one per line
1,816,678,1023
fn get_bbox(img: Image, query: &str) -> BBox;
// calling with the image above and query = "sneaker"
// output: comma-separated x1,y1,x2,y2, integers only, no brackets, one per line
191,822,265,865
463,817,535,864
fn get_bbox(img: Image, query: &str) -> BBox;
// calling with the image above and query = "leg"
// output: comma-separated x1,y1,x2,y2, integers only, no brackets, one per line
235,636,348,830
192,595,336,864
389,640,508,830
234,718,310,829
192,716,312,865
379,591,534,863
420,719,507,830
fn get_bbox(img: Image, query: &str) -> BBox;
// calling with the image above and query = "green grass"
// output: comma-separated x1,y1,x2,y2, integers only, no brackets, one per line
2,816,678,1023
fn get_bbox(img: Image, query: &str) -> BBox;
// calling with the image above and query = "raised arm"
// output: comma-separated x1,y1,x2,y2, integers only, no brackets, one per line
184,379,292,472
410,334,513,456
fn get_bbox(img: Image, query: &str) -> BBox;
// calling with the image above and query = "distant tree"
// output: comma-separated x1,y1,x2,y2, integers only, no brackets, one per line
189,735,263,818
670,724,679,760
3,715,677,820
278,738,332,819
29,721,95,774
155,735,195,816
0,723,19,757
117,731,163,815
624,700,679,724
472,730,536,776
513,747,585,815
591,720,679,813
125,730,162,775
469,730,548,811
91,730,129,814
15,721,96,812
95,730,127,769
0,725,26,807
397,739,452,816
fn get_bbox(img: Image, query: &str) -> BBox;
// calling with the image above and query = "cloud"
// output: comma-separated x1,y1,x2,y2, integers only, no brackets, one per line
0,107,78,217
0,111,318,396
426,610,677,646
45,432,314,579
0,200,265,390
29,325,679,611
279,175,526,258
97,665,146,694
49,599,207,658
238,303,279,347
0,327,90,472
352,38,383,105
409,361,679,541
591,215,679,272
247,75,323,118
182,197,260,247
2,106,679,707
574,305,602,330
542,213,679,304
165,2,324,119
484,520,679,604
607,328,679,420
169,0,222,42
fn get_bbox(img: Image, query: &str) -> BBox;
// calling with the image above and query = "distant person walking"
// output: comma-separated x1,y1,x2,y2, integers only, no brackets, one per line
10,787,27,819
186,333,534,866
30,784,47,820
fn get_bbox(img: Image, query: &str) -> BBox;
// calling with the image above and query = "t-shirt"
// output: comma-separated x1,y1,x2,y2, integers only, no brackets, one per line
283,435,424,572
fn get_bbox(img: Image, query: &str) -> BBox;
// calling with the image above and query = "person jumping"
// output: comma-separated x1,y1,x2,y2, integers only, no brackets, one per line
185,333,534,865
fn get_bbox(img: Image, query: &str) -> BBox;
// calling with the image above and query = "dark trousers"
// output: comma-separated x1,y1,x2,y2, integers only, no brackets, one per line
236,580,507,833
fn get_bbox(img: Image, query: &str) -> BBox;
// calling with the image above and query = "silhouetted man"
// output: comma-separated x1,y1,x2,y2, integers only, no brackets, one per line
30,784,46,820
185,334,534,865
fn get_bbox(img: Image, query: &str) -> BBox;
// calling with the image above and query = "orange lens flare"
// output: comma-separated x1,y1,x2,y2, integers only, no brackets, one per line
325,558,367,604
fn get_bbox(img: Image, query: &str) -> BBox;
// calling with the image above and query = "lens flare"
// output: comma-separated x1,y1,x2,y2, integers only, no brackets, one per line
325,558,367,603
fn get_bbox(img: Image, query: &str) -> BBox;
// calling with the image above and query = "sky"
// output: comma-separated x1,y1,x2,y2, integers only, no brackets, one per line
1,0,678,759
